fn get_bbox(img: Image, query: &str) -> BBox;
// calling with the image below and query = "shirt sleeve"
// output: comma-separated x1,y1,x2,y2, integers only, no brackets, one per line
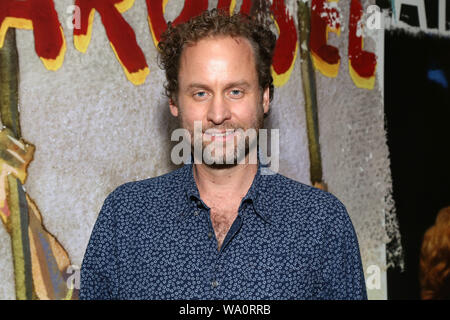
317,199,368,300
79,190,119,300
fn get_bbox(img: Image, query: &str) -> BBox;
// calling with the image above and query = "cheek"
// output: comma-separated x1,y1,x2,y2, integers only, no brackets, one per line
179,105,207,130
233,100,262,125
178,98,202,119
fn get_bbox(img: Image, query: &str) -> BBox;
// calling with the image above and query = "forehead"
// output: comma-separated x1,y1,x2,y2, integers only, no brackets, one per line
178,36,258,85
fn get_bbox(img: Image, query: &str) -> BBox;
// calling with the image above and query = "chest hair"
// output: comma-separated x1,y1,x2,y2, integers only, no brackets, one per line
209,205,239,251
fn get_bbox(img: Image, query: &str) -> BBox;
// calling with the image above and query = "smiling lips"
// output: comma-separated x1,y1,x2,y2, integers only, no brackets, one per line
203,130,237,142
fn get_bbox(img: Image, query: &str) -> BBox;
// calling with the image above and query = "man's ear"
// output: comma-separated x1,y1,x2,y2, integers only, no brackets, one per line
169,98,179,117
262,86,270,114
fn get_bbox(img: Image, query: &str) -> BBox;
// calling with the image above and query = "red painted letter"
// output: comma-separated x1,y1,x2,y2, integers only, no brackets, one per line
310,0,341,77
146,0,208,48
217,0,237,15
270,0,298,87
348,0,377,89
73,0,149,85
0,0,66,71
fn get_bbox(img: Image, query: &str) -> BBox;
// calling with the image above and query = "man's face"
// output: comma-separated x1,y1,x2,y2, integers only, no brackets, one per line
169,36,270,166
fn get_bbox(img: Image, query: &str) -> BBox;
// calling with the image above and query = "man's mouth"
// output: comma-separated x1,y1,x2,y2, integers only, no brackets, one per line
203,130,237,141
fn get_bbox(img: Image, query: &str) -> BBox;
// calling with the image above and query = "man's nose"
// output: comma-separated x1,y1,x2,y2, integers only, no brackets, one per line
206,94,231,125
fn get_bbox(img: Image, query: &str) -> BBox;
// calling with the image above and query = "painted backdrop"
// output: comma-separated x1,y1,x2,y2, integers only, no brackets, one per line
0,0,399,299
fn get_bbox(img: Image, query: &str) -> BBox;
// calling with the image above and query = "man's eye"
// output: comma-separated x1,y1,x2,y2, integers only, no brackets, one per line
229,89,243,98
194,91,207,98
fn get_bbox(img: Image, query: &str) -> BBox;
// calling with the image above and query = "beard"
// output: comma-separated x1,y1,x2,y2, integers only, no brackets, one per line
178,106,264,168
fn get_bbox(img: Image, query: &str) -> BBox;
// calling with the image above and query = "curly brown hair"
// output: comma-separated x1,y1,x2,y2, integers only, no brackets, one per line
157,8,276,104
419,206,450,299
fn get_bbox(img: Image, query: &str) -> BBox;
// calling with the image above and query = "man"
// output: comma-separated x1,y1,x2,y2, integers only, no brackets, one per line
80,9,367,300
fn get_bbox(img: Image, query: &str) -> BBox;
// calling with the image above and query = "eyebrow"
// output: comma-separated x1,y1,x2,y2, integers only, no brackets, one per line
185,81,252,92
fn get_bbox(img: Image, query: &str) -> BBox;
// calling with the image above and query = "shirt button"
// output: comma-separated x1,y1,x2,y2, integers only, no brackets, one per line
207,231,213,239
194,210,199,216
211,280,219,288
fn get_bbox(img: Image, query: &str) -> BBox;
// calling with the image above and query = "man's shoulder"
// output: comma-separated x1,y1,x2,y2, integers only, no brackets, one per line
260,172,350,226
106,165,188,203
261,171,345,210
96,165,189,226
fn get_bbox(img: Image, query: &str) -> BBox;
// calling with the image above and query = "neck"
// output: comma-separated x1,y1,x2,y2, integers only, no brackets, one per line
193,155,258,202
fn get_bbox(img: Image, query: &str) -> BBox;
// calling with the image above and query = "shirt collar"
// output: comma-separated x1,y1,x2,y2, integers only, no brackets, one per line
180,151,271,224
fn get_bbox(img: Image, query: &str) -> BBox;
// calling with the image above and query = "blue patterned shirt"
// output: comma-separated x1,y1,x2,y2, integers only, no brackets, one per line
80,161,367,300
